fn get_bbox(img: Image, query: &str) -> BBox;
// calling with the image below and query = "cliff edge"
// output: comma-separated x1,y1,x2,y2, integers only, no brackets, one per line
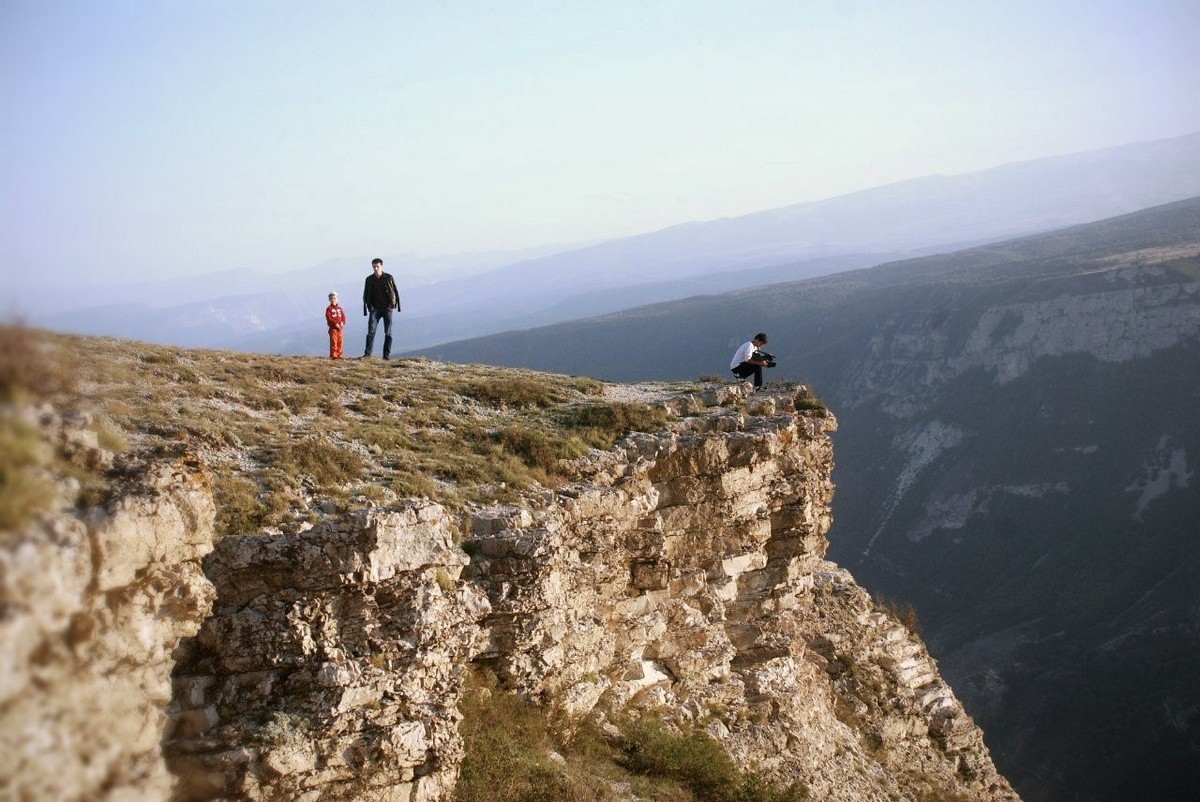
0,340,1018,801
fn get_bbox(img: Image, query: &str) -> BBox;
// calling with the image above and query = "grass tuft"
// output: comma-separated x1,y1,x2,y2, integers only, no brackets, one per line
619,714,809,802
561,401,669,450
0,324,78,403
0,411,56,533
456,374,603,409
875,595,921,636
212,474,268,538
275,437,367,489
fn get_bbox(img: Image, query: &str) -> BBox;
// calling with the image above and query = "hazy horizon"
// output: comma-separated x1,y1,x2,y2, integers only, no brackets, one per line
4,0,1200,303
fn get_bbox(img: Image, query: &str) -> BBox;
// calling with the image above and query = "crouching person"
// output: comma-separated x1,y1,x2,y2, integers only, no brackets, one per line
730,332,773,388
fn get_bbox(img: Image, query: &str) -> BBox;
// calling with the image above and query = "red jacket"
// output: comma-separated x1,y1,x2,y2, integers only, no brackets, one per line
326,303,347,330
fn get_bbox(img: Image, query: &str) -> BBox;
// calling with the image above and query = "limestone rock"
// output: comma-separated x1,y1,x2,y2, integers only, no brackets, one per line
165,501,489,802
0,425,216,802
463,387,1019,801
3,387,1019,801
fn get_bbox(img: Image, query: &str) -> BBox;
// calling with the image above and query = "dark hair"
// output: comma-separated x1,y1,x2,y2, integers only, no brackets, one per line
371,258,384,266
754,332,768,344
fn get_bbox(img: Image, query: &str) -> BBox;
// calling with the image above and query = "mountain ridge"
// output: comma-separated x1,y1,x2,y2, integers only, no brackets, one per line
26,131,1200,356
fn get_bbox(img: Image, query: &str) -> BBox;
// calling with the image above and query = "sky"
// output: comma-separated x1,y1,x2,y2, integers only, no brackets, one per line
3,0,1200,293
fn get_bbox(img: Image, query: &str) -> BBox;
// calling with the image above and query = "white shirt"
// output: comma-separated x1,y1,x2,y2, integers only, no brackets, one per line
730,340,757,370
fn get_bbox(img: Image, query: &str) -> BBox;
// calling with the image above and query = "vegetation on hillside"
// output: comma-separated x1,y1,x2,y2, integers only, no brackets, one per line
0,326,672,536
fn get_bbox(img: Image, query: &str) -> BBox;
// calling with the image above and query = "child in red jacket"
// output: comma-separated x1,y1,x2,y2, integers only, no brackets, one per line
325,292,347,359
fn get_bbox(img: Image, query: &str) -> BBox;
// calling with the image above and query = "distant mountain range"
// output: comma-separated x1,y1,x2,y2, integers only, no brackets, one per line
411,197,1200,802
27,130,1200,355
15,245,579,348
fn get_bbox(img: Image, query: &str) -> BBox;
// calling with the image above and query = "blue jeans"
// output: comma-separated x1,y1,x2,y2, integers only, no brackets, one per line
364,308,393,358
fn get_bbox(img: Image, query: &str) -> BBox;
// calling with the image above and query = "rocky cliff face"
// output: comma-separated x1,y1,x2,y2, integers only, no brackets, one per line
0,408,216,802
839,262,1200,417
1,387,1018,801
462,389,1014,801
164,500,490,801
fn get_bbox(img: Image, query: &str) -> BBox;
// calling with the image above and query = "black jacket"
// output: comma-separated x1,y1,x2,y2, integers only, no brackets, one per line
363,272,400,315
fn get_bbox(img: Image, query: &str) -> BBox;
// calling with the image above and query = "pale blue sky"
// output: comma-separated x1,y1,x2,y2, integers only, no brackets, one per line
3,0,1199,290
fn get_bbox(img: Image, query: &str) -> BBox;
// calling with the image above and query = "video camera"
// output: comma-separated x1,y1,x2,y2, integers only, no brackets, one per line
753,350,777,368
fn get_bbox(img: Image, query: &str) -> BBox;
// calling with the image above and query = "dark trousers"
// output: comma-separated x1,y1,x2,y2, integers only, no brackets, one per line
731,362,763,387
364,308,393,358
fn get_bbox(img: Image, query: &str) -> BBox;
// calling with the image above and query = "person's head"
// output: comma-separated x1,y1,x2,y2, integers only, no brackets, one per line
371,258,383,275
753,332,768,347
328,292,338,304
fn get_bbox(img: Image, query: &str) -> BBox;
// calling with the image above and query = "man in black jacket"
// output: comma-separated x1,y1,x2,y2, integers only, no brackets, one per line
362,258,400,359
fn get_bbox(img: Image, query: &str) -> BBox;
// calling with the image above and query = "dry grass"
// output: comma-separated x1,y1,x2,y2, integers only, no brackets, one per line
0,411,55,532
1,325,85,531
0,323,79,403
456,669,808,802
6,327,675,537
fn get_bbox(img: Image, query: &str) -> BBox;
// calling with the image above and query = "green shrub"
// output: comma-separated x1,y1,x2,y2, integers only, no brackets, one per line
492,426,557,475
794,395,827,412
492,425,588,476
458,683,809,802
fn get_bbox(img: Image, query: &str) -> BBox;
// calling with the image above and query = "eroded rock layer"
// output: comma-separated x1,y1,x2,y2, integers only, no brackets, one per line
464,390,1018,801
2,388,1019,801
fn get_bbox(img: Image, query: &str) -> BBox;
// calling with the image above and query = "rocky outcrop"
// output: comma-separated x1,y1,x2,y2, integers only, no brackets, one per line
0,408,216,802
165,502,490,802
464,389,1017,801
2,388,1018,801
